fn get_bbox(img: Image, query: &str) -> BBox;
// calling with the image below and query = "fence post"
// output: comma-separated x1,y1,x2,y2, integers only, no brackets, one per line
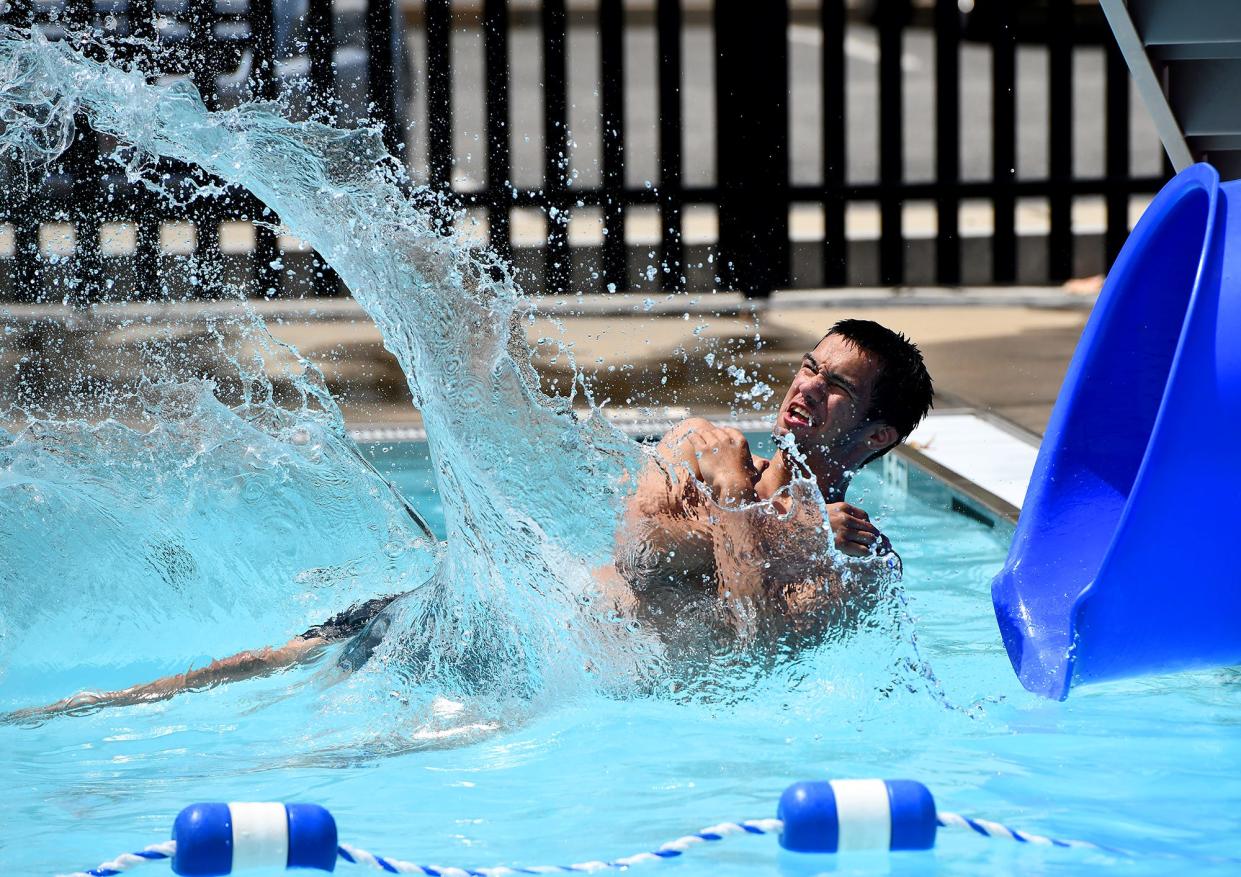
59,0,101,304
305,0,333,115
934,0,961,285
600,0,628,293
715,0,789,298
186,0,221,276
542,0,570,295
821,0,846,287
3,1,35,299
426,0,453,197
991,0,1017,283
249,0,280,297
1104,37,1131,269
656,0,683,291
122,0,161,300
484,0,512,260
367,0,401,158
304,0,338,295
877,0,909,288
1047,0,1074,282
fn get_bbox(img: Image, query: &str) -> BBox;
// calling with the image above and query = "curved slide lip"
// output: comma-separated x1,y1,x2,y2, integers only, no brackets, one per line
992,162,1220,700
1069,164,1221,668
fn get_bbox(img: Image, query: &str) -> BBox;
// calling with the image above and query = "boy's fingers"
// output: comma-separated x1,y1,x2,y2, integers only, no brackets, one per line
843,514,879,535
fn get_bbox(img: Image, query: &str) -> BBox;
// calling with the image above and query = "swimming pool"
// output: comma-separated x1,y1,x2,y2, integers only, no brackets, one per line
2,29,1238,877
4,433,1239,877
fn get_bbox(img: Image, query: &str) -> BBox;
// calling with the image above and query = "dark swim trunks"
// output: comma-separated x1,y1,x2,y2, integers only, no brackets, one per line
298,594,403,643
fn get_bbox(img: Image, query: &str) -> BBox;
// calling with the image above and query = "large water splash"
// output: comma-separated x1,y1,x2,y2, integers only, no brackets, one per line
0,27,928,745
0,23,648,704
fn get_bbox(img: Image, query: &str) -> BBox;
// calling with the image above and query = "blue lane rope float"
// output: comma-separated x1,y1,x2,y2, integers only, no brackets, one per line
59,779,1235,877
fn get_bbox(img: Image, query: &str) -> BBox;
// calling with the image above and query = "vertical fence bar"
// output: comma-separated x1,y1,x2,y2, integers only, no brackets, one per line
484,0,511,259
4,1,37,300
127,0,155,44
877,0,906,287
12,194,39,302
934,0,960,285
3,0,34,298
600,0,627,292
656,0,683,290
127,0,161,298
186,0,221,272
249,0,280,296
306,0,339,295
63,0,103,301
249,0,278,98
67,118,102,304
715,0,789,297
306,0,333,115
3,0,33,24
1047,0,1074,282
62,0,93,33
990,0,1017,283
367,0,401,158
542,0,570,294
821,0,846,287
1104,37,1131,269
426,0,453,193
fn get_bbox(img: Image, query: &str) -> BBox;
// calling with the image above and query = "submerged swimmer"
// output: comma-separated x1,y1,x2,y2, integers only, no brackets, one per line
16,319,932,718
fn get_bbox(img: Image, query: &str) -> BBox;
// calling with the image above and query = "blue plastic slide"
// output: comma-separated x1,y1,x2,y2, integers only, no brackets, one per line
992,163,1241,700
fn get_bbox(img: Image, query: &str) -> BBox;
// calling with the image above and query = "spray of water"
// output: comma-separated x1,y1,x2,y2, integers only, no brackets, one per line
0,23,655,718
0,26,933,747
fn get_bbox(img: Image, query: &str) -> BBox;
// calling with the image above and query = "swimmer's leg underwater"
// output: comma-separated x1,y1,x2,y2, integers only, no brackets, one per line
3,594,403,723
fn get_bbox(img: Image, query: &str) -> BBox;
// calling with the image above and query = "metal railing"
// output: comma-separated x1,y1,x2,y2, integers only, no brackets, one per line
0,0,1170,301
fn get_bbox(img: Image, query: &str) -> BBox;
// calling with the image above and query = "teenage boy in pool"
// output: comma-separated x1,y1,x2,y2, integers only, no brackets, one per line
17,319,933,716
612,319,932,617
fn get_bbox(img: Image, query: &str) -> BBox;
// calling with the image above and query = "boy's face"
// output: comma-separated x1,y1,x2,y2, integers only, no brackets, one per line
774,334,883,456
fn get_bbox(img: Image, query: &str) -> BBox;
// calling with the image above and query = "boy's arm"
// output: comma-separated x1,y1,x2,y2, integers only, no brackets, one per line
4,635,327,724
715,499,901,613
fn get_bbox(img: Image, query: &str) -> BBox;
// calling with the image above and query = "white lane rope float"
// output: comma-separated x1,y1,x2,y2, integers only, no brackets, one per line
60,779,1238,877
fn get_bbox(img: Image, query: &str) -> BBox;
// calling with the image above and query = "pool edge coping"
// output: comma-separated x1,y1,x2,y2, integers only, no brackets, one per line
893,444,1021,525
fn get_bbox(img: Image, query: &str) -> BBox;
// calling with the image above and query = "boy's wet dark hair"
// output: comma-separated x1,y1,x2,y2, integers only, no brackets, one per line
826,319,934,447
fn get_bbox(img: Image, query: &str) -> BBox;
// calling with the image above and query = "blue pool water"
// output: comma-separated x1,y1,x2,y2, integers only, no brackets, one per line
1,26,1239,877
5,437,1240,876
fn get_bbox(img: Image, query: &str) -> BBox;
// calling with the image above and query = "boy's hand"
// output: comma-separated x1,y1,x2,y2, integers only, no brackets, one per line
683,423,760,506
826,502,890,557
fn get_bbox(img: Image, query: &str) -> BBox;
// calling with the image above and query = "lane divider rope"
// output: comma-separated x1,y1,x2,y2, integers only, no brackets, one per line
336,819,782,876
68,841,176,876
59,780,1239,876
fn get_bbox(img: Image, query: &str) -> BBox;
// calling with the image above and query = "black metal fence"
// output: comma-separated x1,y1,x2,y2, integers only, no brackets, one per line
0,0,1170,301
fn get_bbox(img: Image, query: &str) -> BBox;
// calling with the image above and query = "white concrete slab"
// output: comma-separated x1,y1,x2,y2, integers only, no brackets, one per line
907,413,1040,510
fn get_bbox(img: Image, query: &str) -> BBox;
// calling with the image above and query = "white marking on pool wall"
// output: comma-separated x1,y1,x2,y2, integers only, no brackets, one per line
908,413,1038,509
828,779,892,850
228,802,289,871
